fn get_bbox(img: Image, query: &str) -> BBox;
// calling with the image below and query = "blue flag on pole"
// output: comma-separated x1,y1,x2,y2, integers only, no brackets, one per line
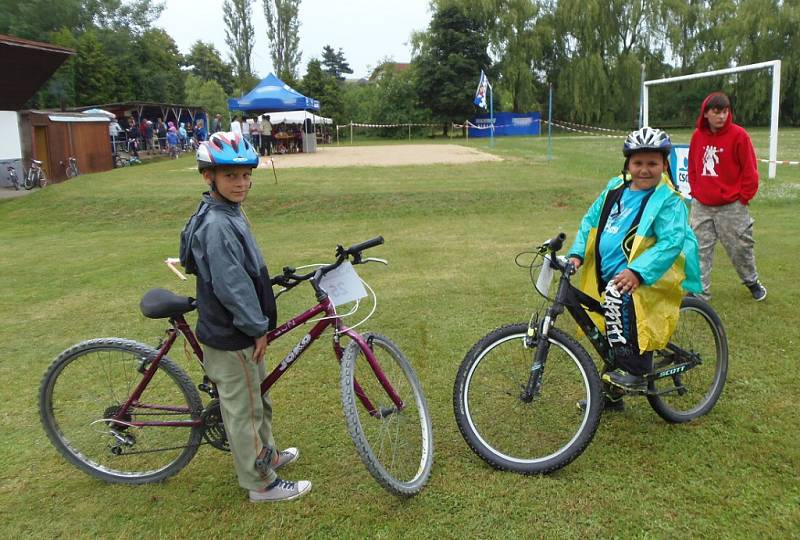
474,70,490,109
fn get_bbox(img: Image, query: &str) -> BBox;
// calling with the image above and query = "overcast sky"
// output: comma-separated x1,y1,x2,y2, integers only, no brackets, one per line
155,0,432,82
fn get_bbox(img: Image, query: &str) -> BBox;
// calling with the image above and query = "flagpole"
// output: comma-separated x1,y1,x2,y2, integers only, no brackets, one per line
489,84,495,149
547,82,553,162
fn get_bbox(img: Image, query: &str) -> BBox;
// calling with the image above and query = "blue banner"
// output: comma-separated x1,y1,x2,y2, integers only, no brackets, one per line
669,144,691,199
469,112,541,137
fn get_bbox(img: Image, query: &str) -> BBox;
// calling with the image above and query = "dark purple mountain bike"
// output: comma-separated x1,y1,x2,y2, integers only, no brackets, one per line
39,237,433,497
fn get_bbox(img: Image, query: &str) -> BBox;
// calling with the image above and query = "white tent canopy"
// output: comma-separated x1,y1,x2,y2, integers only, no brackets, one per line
257,110,332,125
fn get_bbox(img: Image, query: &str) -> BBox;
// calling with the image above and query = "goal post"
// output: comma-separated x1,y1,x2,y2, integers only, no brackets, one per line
642,60,781,179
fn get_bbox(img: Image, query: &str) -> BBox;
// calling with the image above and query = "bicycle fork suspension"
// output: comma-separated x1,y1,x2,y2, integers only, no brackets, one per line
521,314,555,403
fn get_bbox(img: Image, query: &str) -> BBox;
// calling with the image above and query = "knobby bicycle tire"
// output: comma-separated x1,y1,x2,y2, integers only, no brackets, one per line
340,333,434,497
39,338,204,484
647,297,728,423
454,323,603,474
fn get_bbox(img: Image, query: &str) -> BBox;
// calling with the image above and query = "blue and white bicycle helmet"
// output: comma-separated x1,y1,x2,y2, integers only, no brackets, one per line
622,127,672,157
196,131,259,172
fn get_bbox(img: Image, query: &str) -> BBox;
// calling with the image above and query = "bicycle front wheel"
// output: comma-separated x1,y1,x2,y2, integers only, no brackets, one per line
23,172,35,190
39,338,204,484
454,324,603,474
340,333,433,497
647,297,728,423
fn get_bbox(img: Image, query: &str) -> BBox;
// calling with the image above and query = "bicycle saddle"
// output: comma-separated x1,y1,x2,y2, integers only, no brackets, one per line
32,159,42,165
140,288,196,319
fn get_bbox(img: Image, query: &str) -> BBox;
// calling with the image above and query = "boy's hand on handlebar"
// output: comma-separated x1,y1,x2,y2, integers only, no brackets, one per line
568,257,582,270
612,269,640,293
253,334,268,363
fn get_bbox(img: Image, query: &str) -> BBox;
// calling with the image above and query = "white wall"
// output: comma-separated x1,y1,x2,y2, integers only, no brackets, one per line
0,111,22,160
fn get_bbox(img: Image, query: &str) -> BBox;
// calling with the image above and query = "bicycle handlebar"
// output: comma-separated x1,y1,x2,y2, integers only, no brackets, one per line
271,236,385,291
547,233,566,253
345,236,384,255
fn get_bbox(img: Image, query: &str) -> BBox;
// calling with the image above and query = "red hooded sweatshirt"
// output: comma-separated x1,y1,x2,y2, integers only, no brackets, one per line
688,94,759,206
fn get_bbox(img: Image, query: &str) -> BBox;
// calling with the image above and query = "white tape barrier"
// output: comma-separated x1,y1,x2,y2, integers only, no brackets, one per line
759,158,800,165
341,122,440,128
544,120,626,139
552,119,627,134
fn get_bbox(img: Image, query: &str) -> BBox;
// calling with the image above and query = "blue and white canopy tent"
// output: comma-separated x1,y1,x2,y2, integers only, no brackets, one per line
228,73,321,152
228,73,319,113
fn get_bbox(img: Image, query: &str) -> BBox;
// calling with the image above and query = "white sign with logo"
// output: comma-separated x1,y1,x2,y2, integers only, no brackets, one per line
319,261,368,307
669,144,692,199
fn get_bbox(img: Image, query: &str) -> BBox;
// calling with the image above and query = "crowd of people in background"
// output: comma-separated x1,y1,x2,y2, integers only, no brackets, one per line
109,115,208,161
108,112,320,163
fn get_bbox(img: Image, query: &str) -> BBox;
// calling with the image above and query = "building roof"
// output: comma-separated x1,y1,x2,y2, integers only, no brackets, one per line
0,34,74,110
71,101,207,112
368,62,411,82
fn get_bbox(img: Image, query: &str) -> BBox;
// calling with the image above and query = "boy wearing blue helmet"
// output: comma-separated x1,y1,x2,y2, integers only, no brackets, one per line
567,127,702,404
179,132,311,502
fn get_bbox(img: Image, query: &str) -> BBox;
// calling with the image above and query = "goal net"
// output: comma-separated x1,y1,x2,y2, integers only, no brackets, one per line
642,60,781,178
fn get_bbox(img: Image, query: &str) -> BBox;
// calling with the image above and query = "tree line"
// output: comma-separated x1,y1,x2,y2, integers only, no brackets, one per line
2,0,798,131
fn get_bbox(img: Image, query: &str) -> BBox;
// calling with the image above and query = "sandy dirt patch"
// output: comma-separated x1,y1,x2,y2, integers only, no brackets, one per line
257,144,502,169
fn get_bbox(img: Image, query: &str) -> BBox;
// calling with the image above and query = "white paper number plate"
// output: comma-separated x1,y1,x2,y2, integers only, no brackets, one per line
535,254,554,296
319,261,368,307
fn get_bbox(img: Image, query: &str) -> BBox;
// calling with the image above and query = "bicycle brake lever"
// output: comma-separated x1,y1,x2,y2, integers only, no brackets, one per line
362,257,388,266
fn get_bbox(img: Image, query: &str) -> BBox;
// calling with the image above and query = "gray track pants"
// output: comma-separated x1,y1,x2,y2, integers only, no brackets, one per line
203,345,277,491
690,200,759,296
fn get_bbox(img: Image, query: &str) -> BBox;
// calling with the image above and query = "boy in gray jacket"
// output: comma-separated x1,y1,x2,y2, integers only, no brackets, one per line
180,132,311,502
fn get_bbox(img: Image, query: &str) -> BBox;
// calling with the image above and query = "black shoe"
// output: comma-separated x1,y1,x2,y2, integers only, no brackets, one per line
747,281,767,301
576,396,625,413
602,369,647,391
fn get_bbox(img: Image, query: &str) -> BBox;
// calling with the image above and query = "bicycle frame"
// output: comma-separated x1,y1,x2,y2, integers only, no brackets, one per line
114,292,404,429
522,256,704,400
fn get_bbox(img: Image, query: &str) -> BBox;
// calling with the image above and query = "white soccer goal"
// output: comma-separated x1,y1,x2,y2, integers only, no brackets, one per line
642,60,781,178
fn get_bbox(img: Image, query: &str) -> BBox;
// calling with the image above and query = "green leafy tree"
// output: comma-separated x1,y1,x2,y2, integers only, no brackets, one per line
321,45,353,81
490,0,541,112
413,4,492,130
186,41,236,95
223,0,256,94
299,58,344,123
74,29,118,104
131,28,185,102
34,27,79,109
185,74,229,122
0,0,85,39
84,0,165,32
263,0,302,82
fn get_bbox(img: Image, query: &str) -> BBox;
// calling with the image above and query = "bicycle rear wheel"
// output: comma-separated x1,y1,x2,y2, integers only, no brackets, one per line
454,324,602,474
647,297,728,423
340,333,433,497
39,338,203,484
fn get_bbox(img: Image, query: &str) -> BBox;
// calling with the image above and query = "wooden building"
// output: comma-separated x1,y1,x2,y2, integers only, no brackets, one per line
0,34,73,188
18,111,113,182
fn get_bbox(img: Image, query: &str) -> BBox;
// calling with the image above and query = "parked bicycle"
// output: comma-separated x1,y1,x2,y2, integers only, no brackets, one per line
6,165,19,190
453,233,727,474
39,237,434,496
64,157,79,178
23,159,47,190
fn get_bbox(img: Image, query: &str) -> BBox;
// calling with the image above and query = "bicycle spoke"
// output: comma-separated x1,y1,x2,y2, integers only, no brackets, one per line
40,340,203,483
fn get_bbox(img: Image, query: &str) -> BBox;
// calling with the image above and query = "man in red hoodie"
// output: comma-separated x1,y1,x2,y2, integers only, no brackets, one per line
688,92,766,301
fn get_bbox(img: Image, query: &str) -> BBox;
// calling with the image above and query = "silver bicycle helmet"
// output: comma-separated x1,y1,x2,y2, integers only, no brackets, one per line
622,127,672,157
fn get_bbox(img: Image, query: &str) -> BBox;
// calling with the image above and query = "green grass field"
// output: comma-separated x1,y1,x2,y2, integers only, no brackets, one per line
1,132,798,538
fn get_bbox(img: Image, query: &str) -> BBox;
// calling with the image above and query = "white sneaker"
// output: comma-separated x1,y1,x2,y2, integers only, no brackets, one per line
274,447,299,470
249,478,312,503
